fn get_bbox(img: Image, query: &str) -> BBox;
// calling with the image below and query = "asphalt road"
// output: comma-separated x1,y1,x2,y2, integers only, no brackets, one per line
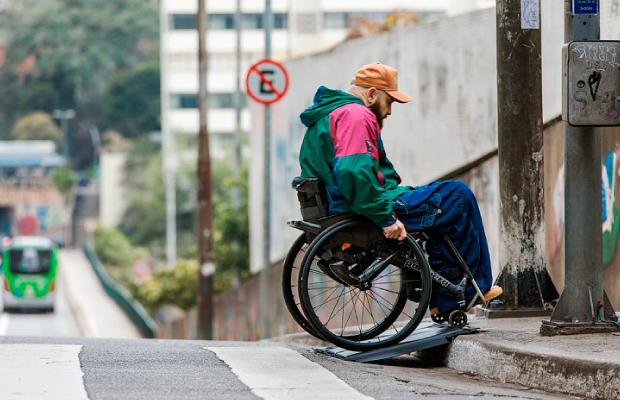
0,335,586,400
0,250,589,400
0,274,81,337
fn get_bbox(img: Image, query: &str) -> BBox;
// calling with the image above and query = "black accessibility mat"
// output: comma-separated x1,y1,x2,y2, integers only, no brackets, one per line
315,322,478,363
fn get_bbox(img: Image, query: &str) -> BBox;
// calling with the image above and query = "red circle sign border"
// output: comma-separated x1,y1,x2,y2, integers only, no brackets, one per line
246,59,290,105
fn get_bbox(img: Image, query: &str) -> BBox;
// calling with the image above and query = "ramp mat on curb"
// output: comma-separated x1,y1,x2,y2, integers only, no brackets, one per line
315,323,478,363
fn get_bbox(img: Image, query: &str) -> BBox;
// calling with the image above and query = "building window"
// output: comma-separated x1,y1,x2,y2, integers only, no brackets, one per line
209,14,234,29
274,13,288,29
210,93,248,109
170,93,247,109
242,14,263,29
170,94,198,109
169,13,288,30
170,14,196,30
323,12,347,29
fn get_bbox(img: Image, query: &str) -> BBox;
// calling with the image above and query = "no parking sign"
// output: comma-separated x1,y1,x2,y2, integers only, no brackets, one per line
246,59,289,105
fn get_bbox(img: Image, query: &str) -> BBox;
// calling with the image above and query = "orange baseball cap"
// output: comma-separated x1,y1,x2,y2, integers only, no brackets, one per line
354,63,411,103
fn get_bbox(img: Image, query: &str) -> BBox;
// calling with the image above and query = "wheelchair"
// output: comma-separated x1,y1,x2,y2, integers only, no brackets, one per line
282,177,490,352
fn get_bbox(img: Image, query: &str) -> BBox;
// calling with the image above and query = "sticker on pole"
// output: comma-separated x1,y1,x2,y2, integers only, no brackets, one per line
246,59,289,105
571,0,598,15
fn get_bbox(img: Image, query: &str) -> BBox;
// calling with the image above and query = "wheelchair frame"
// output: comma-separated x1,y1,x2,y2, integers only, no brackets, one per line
283,177,488,351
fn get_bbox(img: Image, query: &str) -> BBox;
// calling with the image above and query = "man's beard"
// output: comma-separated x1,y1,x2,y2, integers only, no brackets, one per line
369,102,384,129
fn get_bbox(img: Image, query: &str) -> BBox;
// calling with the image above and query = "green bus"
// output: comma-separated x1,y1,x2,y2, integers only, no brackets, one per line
2,236,58,312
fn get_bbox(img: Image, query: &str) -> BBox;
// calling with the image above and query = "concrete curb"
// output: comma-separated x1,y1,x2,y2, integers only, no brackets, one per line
269,317,620,400
58,254,100,337
447,335,620,400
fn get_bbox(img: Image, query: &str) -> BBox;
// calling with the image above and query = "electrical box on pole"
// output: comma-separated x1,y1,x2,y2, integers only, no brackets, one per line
562,41,620,126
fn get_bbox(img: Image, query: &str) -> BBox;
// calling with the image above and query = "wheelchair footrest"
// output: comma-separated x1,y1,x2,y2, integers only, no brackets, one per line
314,322,478,363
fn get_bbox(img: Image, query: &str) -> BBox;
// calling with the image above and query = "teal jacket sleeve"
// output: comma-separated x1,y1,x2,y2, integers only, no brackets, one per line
335,154,397,227
329,104,397,227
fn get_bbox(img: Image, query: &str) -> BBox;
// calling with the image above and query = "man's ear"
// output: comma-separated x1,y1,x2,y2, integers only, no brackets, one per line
367,87,378,104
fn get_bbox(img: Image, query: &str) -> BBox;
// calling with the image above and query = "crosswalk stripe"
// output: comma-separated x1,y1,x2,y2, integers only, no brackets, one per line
206,346,373,400
0,344,89,400
0,313,9,335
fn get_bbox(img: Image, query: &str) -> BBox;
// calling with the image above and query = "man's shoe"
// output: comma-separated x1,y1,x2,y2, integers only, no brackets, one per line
430,307,440,315
483,285,503,301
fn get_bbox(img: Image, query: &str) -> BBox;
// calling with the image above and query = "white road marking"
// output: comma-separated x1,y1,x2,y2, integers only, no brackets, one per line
0,313,9,335
0,344,89,400
206,346,373,400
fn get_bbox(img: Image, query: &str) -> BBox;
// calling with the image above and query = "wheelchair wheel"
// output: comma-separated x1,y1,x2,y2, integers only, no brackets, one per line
281,233,324,340
298,220,432,351
282,217,367,341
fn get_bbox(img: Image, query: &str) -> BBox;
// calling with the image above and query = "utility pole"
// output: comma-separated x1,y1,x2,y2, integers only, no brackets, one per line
233,0,243,207
196,0,214,340
160,1,177,267
259,0,273,339
492,0,557,317
541,0,617,335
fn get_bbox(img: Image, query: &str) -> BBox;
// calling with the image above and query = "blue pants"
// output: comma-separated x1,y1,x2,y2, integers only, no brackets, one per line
392,180,493,314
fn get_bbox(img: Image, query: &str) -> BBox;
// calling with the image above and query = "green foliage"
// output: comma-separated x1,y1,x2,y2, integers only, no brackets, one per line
213,165,250,290
118,137,250,292
118,138,197,260
93,226,137,268
0,0,159,167
51,166,77,195
102,63,161,139
11,111,62,146
131,259,198,313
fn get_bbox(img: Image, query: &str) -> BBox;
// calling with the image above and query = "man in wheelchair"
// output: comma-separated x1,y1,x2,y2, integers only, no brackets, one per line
297,62,502,319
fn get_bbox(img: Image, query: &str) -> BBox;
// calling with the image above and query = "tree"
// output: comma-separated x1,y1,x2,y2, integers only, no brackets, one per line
0,0,159,165
11,111,62,147
117,136,250,290
118,137,196,261
102,63,161,139
51,166,77,196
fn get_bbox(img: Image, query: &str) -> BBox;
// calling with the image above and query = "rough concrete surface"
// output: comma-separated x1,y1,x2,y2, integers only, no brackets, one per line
447,315,620,400
270,314,620,400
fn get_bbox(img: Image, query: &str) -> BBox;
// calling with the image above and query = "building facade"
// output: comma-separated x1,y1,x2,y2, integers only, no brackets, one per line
160,0,461,154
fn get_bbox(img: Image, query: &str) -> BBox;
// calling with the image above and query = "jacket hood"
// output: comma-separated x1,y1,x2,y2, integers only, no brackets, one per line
300,86,365,127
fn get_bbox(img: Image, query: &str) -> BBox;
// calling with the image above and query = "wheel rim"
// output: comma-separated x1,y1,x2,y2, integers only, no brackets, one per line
299,221,432,351
281,233,323,339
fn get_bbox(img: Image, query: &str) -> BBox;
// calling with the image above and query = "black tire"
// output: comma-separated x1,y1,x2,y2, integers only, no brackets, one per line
431,313,446,324
281,233,324,340
282,217,366,341
448,310,467,328
298,220,432,351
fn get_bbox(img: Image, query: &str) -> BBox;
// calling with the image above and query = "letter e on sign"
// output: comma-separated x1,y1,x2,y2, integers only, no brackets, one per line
246,59,289,105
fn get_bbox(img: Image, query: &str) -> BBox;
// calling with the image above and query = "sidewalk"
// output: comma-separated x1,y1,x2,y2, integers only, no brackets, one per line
270,314,620,400
58,249,142,339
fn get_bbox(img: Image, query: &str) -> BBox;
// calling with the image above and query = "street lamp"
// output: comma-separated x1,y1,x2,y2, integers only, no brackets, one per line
52,109,76,159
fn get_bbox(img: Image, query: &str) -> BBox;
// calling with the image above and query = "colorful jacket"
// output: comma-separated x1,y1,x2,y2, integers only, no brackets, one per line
299,86,410,227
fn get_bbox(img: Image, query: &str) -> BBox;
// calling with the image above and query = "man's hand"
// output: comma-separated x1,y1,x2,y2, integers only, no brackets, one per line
382,219,407,241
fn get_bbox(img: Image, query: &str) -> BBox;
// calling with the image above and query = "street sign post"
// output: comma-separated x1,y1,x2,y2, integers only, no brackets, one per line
246,59,289,105
562,41,620,126
571,0,598,15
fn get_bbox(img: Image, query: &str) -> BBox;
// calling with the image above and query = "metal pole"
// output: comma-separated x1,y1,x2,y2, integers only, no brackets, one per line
160,1,177,267
264,0,272,271
233,0,243,207
196,0,214,340
259,0,273,339
52,109,76,160
61,117,69,158
542,0,617,335
491,0,556,317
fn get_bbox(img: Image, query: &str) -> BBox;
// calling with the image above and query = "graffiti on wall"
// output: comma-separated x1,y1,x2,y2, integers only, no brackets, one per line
548,145,620,267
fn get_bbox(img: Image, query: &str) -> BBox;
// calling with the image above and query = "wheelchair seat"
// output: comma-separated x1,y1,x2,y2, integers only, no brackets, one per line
288,177,365,236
